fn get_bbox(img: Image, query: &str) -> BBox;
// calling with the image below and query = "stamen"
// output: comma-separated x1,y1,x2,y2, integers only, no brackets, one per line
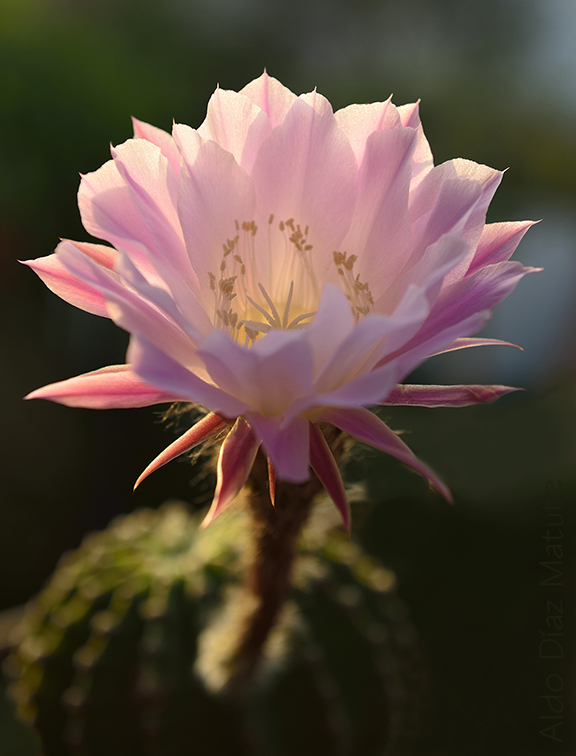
333,250,374,322
241,320,271,334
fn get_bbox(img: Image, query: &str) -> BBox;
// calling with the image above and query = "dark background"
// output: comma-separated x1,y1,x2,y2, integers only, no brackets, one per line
1,0,575,753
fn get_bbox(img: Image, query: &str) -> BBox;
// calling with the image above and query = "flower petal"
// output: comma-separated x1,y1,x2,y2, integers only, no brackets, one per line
409,158,504,281
127,335,250,418
431,337,522,356
22,240,118,317
396,100,433,190
134,412,231,489
55,241,203,367
250,94,358,274
202,418,260,527
25,365,178,409
305,283,355,380
197,86,272,173
175,134,256,306
309,422,350,534
315,406,452,502
111,139,190,276
78,157,162,278
239,71,298,129
421,261,537,346
334,98,400,164
199,328,313,417
381,383,521,407
377,233,470,314
468,220,537,274
132,117,181,176
247,414,310,483
314,277,433,398
410,173,483,263
342,126,417,299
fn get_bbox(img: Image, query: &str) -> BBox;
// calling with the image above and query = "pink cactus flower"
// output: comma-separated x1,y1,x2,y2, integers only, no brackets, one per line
24,73,538,531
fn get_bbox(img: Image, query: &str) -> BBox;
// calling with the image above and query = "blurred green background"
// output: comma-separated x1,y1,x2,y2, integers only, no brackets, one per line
1,0,575,753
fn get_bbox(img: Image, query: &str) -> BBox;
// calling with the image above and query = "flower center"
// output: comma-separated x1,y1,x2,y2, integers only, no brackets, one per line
207,217,375,344
208,216,319,345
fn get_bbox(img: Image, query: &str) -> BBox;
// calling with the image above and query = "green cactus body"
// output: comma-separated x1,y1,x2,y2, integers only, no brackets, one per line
6,502,420,756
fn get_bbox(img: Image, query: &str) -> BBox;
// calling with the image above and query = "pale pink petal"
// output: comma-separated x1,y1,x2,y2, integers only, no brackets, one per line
199,328,313,417
239,71,298,129
381,383,521,407
132,117,181,176
305,284,354,380
468,220,537,274
127,335,250,418
56,242,202,366
78,158,161,277
197,87,272,173
396,101,421,127
286,284,431,416
247,414,310,483
112,244,213,338
314,308,418,396
396,260,538,362
316,406,452,502
431,336,522,356
80,163,205,322
78,159,205,322
396,100,433,189
134,412,231,489
202,418,260,527
309,422,350,534
22,243,112,318
342,127,417,299
410,174,483,263
334,98,400,164
296,358,400,412
80,157,202,322
250,95,358,275
391,311,493,381
25,365,178,409
111,139,191,277
377,233,470,314
171,122,203,166
176,137,256,306
65,240,117,269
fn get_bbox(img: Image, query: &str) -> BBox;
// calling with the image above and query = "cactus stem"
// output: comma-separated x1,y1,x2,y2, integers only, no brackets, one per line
229,467,320,686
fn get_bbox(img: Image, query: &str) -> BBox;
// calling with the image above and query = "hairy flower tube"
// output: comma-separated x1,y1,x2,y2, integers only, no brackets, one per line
25,73,538,531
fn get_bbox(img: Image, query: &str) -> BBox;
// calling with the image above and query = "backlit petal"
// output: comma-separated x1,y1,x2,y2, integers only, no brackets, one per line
309,422,350,534
316,406,452,502
381,383,521,407
202,418,260,527
134,412,230,489
25,365,178,409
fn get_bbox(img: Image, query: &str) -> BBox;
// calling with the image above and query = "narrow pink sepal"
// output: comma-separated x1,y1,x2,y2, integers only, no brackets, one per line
202,418,260,528
432,337,523,356
25,365,179,409
381,384,522,408
316,406,453,503
134,412,231,490
267,456,276,506
309,423,351,535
